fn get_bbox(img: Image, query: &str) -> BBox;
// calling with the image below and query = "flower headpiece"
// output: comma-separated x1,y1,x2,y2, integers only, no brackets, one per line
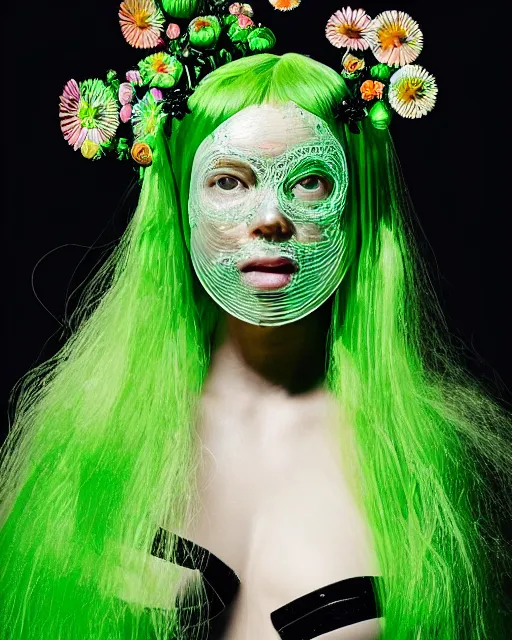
59,1,276,170
59,2,437,170
326,7,438,132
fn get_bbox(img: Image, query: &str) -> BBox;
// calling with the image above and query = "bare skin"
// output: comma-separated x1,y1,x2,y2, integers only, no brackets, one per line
222,293,332,396
179,235,376,639
189,223,381,640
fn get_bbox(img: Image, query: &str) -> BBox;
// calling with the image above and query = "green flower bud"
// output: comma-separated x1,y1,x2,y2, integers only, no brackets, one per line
247,27,276,52
160,0,203,19
369,101,392,130
370,63,392,81
150,73,178,89
188,15,221,49
138,53,183,89
228,22,251,43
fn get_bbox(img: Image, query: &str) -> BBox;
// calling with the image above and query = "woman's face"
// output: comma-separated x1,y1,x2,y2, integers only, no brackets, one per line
188,102,351,326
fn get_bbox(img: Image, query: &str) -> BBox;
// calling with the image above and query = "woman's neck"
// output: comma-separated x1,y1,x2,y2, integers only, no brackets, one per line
209,302,332,396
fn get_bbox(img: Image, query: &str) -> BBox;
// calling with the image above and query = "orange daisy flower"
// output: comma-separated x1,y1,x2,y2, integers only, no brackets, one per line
269,0,301,11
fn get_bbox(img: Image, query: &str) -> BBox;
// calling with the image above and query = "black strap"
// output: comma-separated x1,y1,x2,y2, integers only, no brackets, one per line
151,527,382,640
150,526,241,628
270,575,382,640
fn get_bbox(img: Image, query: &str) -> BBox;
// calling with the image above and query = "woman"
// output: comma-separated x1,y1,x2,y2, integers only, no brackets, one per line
1,52,510,639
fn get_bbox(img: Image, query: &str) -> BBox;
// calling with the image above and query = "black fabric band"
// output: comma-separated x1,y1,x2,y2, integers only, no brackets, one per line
270,575,382,640
151,526,241,633
151,527,382,640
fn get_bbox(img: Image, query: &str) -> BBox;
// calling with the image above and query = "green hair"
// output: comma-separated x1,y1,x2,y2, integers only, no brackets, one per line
1,53,510,639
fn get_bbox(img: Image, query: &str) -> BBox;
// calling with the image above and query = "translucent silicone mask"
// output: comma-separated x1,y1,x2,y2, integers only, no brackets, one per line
188,103,351,326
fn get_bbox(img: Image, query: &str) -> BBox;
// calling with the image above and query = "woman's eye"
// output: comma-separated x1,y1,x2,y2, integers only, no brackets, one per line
292,175,331,199
299,176,321,190
215,176,241,191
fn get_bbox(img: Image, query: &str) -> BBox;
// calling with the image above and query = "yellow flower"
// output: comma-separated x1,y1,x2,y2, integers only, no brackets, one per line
80,139,100,159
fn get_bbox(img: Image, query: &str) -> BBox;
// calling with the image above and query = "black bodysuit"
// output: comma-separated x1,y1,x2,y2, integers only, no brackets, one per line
151,527,382,639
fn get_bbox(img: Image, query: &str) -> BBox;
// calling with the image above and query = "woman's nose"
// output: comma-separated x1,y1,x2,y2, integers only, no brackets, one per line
248,208,294,242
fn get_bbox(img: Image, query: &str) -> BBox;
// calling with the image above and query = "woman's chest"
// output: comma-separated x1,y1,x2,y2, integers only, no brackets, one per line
182,394,382,638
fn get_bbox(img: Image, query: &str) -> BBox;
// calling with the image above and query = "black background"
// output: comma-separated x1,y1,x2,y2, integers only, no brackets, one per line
3,0,511,435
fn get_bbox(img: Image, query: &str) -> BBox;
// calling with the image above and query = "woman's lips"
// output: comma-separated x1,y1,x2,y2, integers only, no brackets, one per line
237,257,297,290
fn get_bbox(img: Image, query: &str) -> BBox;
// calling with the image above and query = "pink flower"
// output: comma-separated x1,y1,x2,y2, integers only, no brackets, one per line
150,87,163,101
166,23,180,40
119,0,165,49
126,69,143,85
119,82,134,105
229,3,253,17
325,7,372,51
59,78,119,151
238,14,254,28
59,79,85,150
120,104,133,123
